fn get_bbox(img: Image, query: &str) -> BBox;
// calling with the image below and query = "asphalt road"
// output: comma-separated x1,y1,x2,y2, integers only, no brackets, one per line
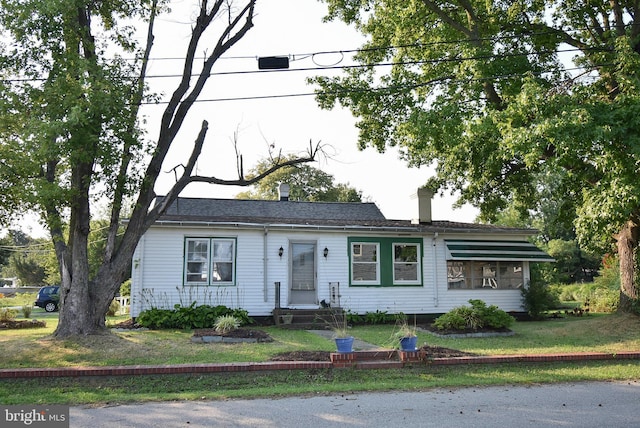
70,381,640,427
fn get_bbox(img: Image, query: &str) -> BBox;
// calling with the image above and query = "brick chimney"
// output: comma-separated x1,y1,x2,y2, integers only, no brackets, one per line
411,188,433,224
278,183,290,201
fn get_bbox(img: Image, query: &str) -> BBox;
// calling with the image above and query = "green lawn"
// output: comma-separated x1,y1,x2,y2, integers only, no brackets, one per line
1,311,639,405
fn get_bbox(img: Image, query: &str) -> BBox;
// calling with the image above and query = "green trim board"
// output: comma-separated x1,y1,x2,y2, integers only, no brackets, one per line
347,237,424,287
445,240,554,262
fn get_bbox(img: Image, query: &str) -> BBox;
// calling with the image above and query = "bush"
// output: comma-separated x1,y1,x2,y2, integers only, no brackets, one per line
547,260,621,313
521,280,560,319
21,305,32,318
214,315,240,333
433,299,514,331
0,307,17,322
107,299,120,316
364,310,394,324
345,310,363,324
119,279,131,297
137,304,253,329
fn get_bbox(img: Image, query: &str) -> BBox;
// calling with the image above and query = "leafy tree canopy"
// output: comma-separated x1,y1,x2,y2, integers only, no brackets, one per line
0,1,319,336
315,0,640,309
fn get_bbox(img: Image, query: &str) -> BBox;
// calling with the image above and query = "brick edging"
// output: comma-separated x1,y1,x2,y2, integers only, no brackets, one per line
1,351,639,379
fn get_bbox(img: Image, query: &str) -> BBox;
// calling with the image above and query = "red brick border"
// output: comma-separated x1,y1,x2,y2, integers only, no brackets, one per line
1,351,639,379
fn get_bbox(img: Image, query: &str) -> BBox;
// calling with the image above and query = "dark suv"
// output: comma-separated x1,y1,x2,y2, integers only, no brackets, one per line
34,286,60,312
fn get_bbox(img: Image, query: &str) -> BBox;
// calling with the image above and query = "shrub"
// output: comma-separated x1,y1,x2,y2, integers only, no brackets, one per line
21,305,32,318
119,279,131,297
521,280,559,319
345,310,363,324
107,299,120,316
0,308,17,322
214,315,240,333
433,299,514,331
137,304,253,329
364,310,393,324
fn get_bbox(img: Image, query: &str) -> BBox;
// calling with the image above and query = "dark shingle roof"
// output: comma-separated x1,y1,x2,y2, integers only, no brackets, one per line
160,197,386,221
153,196,536,235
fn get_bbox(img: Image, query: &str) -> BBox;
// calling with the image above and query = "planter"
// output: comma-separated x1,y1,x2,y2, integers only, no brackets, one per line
280,314,293,325
334,336,354,353
399,336,418,351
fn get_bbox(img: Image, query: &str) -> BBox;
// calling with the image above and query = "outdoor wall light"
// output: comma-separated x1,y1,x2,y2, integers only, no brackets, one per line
323,247,329,258
278,246,284,258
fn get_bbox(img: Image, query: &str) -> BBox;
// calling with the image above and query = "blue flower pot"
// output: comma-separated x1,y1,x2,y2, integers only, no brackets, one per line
335,336,354,353
399,336,418,351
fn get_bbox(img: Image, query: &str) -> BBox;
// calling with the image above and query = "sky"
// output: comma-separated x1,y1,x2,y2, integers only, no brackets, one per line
143,0,480,223
9,0,479,239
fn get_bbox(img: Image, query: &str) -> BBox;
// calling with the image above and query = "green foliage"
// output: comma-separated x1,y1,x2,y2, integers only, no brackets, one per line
316,0,640,308
0,292,37,308
107,300,120,317
0,307,17,322
345,310,363,324
534,239,601,284
364,310,393,325
137,304,253,330
434,300,515,331
214,315,240,333
521,280,561,319
551,258,621,313
21,305,32,318
119,279,131,297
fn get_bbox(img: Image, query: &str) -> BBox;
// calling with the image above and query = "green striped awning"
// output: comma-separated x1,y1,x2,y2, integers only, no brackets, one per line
445,240,555,262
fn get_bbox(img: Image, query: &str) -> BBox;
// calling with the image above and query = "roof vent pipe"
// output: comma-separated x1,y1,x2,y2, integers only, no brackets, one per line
278,183,290,201
411,187,434,224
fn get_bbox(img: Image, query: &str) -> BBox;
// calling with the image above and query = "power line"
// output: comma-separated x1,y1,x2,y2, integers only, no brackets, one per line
1,45,601,84
139,65,603,105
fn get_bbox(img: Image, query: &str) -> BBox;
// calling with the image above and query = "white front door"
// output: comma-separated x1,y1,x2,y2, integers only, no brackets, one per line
289,242,317,305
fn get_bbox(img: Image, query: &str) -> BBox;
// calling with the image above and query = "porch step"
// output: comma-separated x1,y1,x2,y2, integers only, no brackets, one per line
272,308,345,329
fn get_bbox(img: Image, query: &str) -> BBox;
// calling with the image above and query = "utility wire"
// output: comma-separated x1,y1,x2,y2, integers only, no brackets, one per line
138,65,603,105
1,45,602,84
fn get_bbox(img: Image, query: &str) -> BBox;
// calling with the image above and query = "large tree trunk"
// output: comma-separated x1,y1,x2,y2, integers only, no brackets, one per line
616,220,639,312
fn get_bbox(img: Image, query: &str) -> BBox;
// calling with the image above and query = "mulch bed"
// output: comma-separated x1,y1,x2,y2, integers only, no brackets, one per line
111,318,143,329
0,319,47,329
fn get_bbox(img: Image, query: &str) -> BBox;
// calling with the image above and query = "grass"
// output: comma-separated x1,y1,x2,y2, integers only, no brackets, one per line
1,310,640,405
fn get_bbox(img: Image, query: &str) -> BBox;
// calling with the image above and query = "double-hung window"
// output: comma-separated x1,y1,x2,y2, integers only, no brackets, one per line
351,242,380,284
349,237,423,286
393,243,421,284
184,238,236,285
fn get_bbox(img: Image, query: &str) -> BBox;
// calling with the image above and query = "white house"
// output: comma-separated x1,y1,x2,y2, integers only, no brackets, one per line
129,187,553,319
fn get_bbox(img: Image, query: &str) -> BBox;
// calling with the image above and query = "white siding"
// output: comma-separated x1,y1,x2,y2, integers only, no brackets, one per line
131,226,529,317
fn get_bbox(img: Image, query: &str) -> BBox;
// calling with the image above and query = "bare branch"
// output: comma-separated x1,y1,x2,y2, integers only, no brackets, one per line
105,0,159,262
186,140,323,187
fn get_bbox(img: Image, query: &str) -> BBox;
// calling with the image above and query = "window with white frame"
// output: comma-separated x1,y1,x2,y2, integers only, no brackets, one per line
185,238,236,285
185,239,209,284
348,238,423,286
351,242,379,284
393,243,421,283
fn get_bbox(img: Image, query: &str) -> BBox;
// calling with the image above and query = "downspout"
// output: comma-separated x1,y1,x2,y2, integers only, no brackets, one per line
432,232,439,307
132,235,145,319
263,226,269,302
